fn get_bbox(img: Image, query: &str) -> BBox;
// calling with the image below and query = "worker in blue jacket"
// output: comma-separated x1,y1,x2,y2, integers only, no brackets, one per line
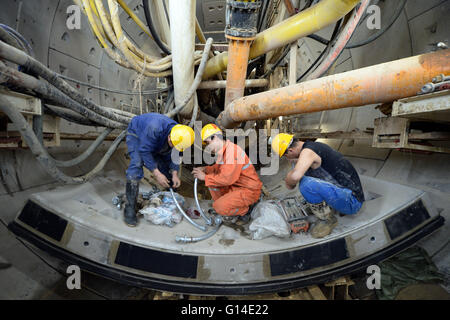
124,113,195,227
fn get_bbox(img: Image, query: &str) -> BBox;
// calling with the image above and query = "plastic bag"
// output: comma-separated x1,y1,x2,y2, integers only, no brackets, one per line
139,191,185,227
248,201,291,240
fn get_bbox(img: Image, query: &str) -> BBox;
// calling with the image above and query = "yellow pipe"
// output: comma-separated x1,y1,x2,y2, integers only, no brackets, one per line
195,18,207,44
108,0,171,77
82,0,108,48
79,0,173,75
94,0,163,68
116,0,155,41
203,0,360,79
83,0,137,69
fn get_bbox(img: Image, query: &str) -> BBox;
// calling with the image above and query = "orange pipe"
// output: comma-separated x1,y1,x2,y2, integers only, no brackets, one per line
217,49,450,128
224,36,254,108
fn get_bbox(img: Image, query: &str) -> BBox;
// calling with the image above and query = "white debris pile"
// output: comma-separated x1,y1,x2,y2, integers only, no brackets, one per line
139,191,184,227
249,201,291,240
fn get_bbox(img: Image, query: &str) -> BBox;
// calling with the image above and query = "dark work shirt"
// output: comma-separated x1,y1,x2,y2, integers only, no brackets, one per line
301,141,365,203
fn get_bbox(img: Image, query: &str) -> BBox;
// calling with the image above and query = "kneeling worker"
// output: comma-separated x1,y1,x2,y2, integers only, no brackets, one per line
124,113,195,227
192,124,262,218
271,134,364,238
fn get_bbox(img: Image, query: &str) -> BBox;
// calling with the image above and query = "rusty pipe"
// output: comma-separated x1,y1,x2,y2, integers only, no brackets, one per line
224,36,255,108
217,49,450,128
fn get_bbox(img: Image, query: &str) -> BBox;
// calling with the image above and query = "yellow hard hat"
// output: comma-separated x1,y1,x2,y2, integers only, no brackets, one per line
201,123,222,142
170,124,195,151
271,133,294,157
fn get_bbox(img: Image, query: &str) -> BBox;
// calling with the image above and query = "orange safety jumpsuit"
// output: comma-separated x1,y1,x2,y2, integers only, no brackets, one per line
204,140,262,216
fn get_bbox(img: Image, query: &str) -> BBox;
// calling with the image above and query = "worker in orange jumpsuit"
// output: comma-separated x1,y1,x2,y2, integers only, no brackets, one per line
192,124,262,217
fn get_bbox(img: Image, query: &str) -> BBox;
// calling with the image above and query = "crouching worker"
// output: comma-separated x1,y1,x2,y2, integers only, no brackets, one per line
124,113,195,227
192,124,262,220
271,134,365,238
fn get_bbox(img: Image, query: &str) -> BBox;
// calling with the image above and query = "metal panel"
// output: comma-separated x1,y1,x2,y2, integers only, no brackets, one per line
0,0,58,64
385,200,431,240
66,224,113,265
201,0,226,30
348,222,389,258
114,241,198,279
349,1,412,69
199,255,267,282
119,0,149,50
17,200,68,242
0,89,41,115
407,0,450,55
48,48,101,106
269,238,349,276
392,90,450,122
49,0,103,68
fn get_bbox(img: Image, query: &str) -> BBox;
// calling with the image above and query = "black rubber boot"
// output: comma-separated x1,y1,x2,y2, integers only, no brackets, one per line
124,179,139,227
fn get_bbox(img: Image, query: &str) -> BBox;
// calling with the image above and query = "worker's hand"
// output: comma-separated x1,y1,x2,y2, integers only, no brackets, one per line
154,170,170,189
172,172,181,188
192,168,206,181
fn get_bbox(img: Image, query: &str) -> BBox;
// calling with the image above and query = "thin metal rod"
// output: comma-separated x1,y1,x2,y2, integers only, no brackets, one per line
175,217,223,244
170,187,207,232
194,178,213,225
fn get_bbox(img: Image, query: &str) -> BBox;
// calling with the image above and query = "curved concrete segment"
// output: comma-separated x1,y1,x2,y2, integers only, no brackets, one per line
8,175,444,295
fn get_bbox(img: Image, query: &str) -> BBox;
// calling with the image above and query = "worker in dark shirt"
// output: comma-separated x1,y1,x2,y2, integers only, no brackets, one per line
124,113,195,227
271,133,364,238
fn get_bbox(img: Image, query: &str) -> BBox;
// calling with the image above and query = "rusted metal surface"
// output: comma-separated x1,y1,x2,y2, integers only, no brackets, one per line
392,90,450,122
372,117,450,154
224,37,254,108
218,50,450,128
283,0,296,16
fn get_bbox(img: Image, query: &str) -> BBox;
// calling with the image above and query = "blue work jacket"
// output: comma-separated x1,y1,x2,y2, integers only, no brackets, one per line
127,113,180,172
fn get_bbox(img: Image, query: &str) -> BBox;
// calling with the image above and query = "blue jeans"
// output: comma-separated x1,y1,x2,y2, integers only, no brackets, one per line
125,135,170,181
299,176,362,215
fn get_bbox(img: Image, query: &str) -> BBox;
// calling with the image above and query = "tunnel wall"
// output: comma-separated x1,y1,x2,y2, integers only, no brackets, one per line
0,0,449,231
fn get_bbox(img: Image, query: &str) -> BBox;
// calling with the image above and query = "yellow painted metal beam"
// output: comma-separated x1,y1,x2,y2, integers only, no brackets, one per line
203,0,360,79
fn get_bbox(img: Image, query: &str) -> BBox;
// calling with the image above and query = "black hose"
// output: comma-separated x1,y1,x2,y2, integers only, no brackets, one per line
345,0,407,49
257,0,270,32
0,24,34,57
307,34,329,45
0,27,22,51
260,46,291,79
163,89,174,114
297,19,342,82
44,104,97,126
304,0,407,49
0,95,126,184
0,40,130,125
53,127,114,168
142,0,171,55
58,73,171,95
0,63,126,129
